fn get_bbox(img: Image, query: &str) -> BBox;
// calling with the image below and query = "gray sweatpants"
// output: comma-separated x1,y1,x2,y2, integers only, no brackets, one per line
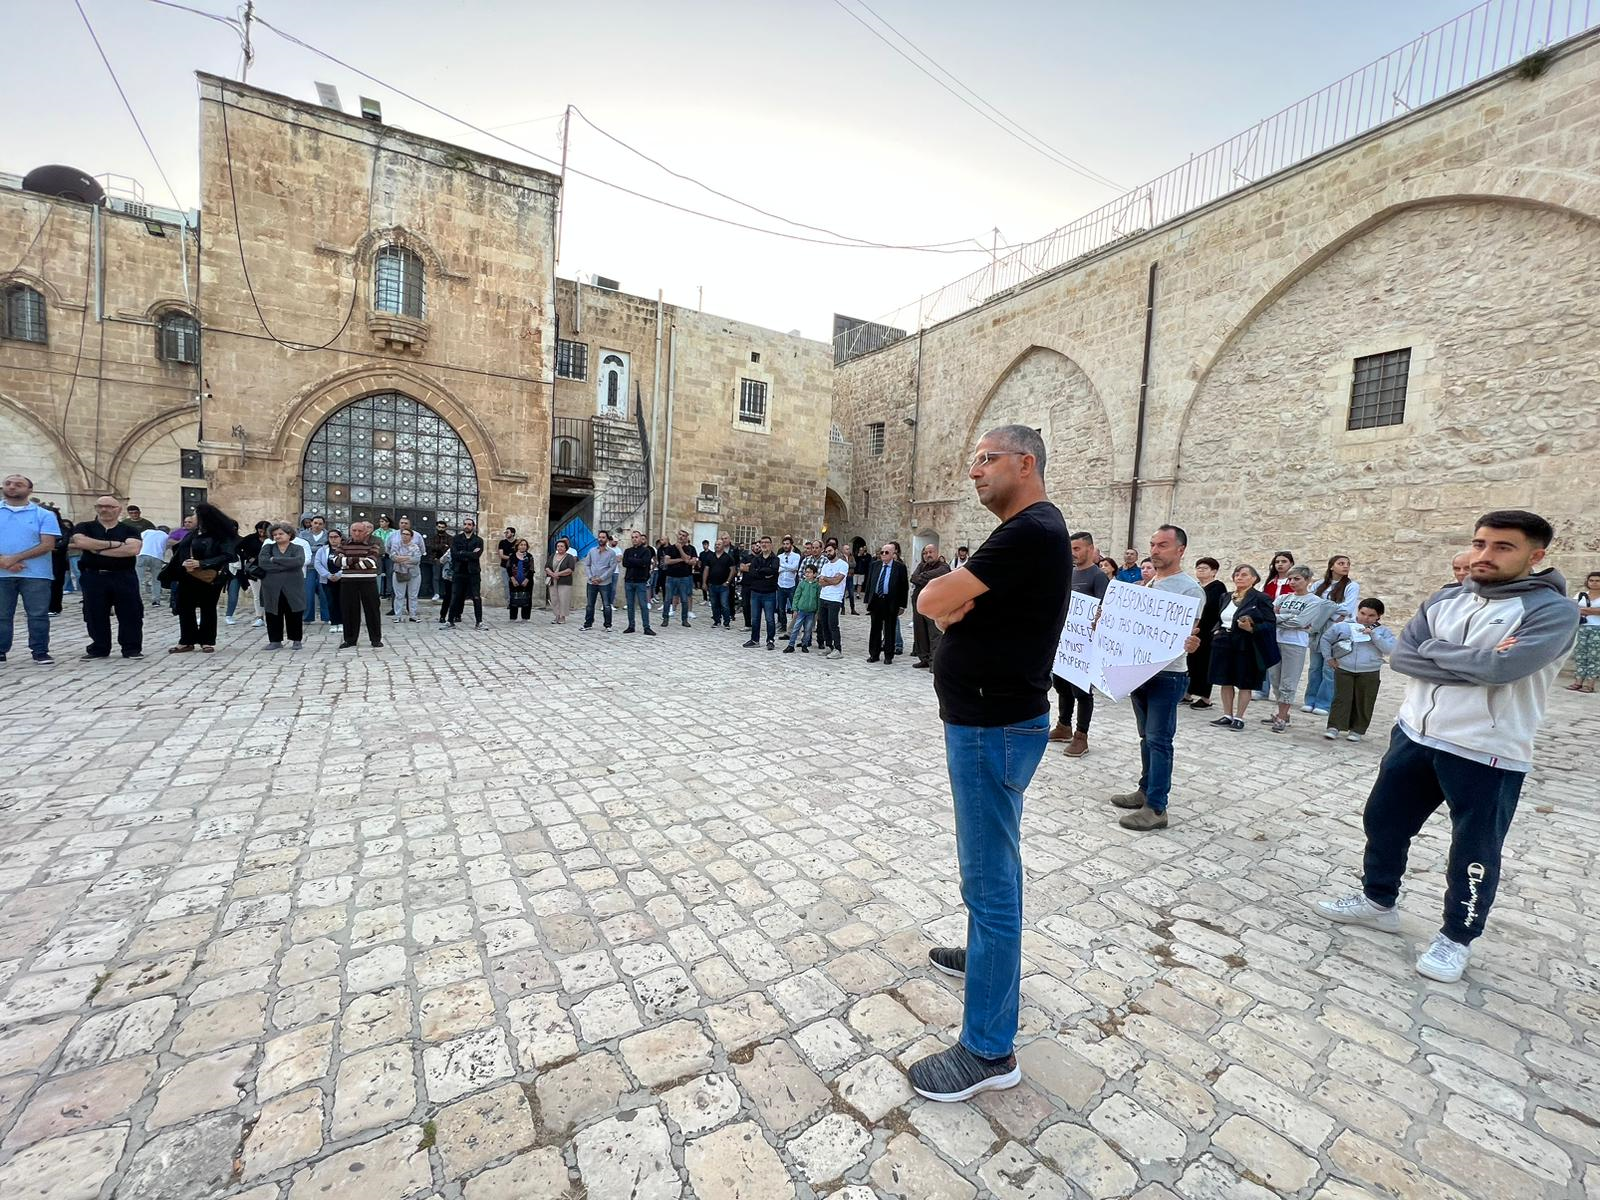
1269,641,1309,704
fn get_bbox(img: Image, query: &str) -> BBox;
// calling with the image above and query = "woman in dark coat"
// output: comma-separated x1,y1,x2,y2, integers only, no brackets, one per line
256,523,306,650
1207,564,1279,730
167,502,239,653
1185,556,1229,709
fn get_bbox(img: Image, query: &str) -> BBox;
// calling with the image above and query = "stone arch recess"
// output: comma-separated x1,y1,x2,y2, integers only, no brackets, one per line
0,392,91,502
274,363,504,479
108,404,202,499
1167,184,1600,470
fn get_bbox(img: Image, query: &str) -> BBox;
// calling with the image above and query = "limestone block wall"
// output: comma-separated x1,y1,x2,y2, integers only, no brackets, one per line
195,74,559,542
0,186,200,524
832,32,1600,616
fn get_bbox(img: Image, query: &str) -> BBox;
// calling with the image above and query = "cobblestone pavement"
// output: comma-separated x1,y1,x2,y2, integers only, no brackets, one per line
0,598,1597,1200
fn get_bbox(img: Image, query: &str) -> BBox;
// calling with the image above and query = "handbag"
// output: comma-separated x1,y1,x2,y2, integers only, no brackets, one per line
186,565,219,584
394,563,414,582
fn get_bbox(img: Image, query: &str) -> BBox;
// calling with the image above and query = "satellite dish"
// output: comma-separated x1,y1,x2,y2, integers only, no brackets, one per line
22,165,105,204
315,82,344,112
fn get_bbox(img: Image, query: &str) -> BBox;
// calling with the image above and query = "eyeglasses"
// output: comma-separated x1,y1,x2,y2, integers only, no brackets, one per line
879,550,893,556
968,449,1027,470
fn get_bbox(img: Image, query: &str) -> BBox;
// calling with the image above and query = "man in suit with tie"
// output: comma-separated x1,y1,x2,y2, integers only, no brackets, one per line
866,541,909,664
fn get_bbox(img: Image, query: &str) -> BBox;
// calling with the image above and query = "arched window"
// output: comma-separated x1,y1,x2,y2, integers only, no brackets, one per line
157,311,200,364
596,351,628,416
2,285,46,344
374,246,425,319
552,435,581,474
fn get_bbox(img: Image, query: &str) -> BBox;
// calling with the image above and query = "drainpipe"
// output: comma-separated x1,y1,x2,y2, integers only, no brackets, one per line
648,289,663,533
905,330,924,536
1127,262,1158,549
658,326,678,536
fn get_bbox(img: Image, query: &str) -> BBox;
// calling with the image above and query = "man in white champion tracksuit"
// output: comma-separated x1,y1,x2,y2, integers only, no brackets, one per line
1317,510,1578,983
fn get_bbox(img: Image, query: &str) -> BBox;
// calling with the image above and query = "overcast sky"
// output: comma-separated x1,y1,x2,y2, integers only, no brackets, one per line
11,0,1479,341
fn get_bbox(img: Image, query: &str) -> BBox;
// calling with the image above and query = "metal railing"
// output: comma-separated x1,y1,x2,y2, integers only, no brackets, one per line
835,0,1599,363
551,417,593,481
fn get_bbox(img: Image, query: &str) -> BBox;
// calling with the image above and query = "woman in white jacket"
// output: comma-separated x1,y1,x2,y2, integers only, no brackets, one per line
388,519,427,621
1303,554,1361,714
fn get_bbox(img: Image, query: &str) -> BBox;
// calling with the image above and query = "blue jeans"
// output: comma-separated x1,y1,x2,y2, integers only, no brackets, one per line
787,610,816,647
304,574,332,622
945,711,1050,1059
584,580,615,628
709,583,732,626
65,556,81,593
1131,671,1188,814
663,576,693,625
0,577,52,659
625,581,653,631
749,591,777,642
777,585,795,628
1304,649,1335,711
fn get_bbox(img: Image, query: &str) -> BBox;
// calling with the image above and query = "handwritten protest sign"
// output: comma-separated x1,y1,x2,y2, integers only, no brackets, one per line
1090,581,1201,701
1052,592,1100,692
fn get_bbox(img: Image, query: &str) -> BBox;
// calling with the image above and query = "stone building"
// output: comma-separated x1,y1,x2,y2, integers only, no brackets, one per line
0,167,201,526
1,74,834,573
832,30,1600,614
549,279,834,549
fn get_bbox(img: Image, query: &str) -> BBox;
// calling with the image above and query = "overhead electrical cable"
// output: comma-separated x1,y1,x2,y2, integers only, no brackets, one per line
829,0,1123,192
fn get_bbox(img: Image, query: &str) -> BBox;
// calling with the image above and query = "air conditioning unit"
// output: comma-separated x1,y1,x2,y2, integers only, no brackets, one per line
109,198,153,220
590,275,620,291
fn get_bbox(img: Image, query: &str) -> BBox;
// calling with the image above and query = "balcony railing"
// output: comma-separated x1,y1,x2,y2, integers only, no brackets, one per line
551,417,593,482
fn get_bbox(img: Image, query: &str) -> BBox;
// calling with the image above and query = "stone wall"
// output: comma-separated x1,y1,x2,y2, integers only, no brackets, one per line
0,187,200,525
832,32,1600,615
195,75,559,544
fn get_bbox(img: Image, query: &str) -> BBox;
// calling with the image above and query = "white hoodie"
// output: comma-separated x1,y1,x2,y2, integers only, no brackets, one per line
1392,569,1578,772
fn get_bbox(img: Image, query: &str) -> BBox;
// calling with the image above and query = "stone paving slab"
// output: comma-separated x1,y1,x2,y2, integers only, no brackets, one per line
0,599,1596,1199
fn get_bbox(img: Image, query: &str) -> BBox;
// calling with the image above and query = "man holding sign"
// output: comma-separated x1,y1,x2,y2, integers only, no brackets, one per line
909,425,1070,1103
1107,525,1203,831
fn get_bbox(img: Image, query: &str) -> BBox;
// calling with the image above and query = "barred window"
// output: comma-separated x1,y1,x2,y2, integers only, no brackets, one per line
2,285,46,344
556,339,588,380
735,523,758,546
1348,348,1410,430
158,311,200,364
867,422,886,456
374,245,425,319
180,449,205,480
738,378,768,425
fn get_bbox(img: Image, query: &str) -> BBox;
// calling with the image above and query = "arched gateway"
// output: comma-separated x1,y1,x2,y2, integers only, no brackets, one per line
299,391,480,530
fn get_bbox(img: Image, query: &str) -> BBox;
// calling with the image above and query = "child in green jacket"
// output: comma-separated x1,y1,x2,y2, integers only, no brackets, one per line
784,566,821,653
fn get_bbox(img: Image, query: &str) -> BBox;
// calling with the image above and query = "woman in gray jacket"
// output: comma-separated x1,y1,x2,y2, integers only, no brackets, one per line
257,523,307,650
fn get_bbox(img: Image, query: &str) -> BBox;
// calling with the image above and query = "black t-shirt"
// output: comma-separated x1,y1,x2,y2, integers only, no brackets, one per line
933,501,1071,726
72,521,142,573
621,544,654,583
660,543,696,578
704,550,736,586
497,538,516,565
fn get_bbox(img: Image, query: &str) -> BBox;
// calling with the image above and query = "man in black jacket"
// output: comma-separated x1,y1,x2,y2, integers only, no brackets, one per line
741,536,780,649
621,529,656,635
447,518,484,629
424,520,452,602
865,542,909,664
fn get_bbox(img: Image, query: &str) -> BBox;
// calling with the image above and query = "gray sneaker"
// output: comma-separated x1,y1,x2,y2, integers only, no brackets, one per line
1315,894,1400,932
908,1043,1021,1103
1109,790,1147,810
1119,805,1168,831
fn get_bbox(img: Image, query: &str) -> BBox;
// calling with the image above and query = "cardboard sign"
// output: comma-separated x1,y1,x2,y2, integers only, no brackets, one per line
1052,592,1100,692
1090,581,1201,701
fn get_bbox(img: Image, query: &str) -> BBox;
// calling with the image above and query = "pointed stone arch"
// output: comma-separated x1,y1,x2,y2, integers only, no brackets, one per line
0,393,89,510
107,403,203,500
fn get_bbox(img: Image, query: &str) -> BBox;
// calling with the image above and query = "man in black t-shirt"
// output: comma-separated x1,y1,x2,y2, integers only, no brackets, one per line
620,529,656,635
659,530,697,628
70,496,145,659
703,535,737,628
908,425,1070,1105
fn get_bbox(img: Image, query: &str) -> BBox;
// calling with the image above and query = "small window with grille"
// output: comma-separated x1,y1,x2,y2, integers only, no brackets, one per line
734,523,757,547
158,311,200,364
867,422,886,456
374,245,426,319
738,378,768,425
700,483,719,499
2,285,47,344
180,449,205,480
556,339,588,380
1347,348,1410,430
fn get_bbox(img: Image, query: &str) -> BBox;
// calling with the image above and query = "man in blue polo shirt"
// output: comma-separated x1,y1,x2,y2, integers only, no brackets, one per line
0,474,62,664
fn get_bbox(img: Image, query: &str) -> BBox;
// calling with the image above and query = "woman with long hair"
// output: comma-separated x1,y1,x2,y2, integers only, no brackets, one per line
1262,551,1296,601
168,502,239,653
1207,564,1279,730
1302,554,1361,714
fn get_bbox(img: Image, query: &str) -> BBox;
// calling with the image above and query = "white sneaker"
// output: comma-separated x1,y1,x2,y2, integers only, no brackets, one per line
1324,728,1339,739
1301,704,1316,713
1347,732,1363,742
1315,894,1400,932
224,616,237,625
330,624,342,633
252,618,264,628
1416,933,1471,982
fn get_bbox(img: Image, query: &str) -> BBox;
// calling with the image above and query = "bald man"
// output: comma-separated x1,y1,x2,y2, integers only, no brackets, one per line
1450,551,1471,584
69,496,144,658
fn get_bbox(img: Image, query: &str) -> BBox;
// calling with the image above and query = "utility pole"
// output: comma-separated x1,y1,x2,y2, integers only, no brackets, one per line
553,104,572,268
240,0,255,82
